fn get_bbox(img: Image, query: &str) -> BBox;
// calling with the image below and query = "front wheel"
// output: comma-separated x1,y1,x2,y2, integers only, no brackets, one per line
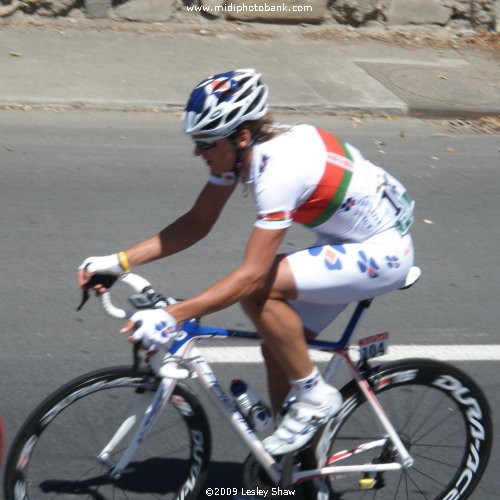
4,366,211,500
302,359,492,499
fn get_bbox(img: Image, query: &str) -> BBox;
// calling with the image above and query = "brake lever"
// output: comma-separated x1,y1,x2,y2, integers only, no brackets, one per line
76,274,120,311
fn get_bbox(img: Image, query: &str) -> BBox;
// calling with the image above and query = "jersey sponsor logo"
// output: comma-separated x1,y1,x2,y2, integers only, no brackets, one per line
357,250,380,278
308,244,346,271
258,154,269,176
339,197,356,212
385,255,401,269
326,152,354,171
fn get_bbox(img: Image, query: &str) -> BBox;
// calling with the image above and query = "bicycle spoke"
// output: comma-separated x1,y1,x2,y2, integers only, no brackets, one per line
408,463,448,488
394,470,404,499
409,398,456,445
396,386,431,438
405,470,433,499
411,452,463,470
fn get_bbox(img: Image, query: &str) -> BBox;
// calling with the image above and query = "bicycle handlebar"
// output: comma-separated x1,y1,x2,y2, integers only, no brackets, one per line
100,273,152,319
100,272,177,319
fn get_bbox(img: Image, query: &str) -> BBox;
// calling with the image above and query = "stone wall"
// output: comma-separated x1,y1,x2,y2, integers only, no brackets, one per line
0,0,496,31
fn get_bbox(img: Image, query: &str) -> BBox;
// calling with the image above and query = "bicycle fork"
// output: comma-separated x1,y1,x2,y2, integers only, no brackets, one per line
97,376,176,479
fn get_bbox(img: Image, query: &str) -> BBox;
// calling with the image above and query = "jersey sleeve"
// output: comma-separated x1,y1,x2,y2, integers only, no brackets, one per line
253,172,303,231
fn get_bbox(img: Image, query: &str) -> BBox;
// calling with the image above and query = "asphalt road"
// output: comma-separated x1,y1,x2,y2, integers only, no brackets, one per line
0,110,499,498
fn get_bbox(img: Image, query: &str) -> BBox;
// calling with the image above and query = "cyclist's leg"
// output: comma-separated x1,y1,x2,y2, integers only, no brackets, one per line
260,343,291,415
260,328,318,416
240,255,316,413
241,256,343,442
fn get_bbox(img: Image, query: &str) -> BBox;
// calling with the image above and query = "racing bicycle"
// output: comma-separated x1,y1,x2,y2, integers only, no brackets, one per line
3,267,492,499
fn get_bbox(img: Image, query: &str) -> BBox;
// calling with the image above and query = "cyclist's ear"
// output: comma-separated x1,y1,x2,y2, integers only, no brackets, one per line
236,128,252,149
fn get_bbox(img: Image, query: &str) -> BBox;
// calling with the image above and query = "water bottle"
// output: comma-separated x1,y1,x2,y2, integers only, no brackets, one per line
230,379,272,432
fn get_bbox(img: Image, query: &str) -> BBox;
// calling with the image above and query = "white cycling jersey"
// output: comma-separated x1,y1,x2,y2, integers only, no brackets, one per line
209,124,411,242
208,124,415,333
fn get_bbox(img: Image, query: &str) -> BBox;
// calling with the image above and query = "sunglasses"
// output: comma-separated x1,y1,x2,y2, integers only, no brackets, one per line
193,138,218,150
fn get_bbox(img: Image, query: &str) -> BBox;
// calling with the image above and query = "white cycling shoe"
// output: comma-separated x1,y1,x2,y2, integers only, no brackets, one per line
263,387,342,455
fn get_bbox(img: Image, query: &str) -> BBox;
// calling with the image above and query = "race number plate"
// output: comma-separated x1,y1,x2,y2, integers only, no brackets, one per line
358,332,389,361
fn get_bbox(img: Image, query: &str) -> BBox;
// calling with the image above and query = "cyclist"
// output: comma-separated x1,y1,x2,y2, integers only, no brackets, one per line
78,69,415,455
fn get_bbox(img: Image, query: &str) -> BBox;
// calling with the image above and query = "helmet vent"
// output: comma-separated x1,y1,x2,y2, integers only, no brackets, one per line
246,87,265,113
226,108,240,124
198,108,211,122
201,118,222,131
217,88,237,104
237,87,252,102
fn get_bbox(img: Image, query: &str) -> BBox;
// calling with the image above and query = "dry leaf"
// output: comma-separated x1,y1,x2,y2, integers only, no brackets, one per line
446,147,455,153
437,74,448,80
399,130,406,138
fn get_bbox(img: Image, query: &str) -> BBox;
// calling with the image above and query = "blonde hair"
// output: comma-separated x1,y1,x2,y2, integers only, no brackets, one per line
236,113,291,143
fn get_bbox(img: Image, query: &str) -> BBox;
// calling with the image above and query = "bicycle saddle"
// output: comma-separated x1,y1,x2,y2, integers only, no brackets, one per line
399,266,421,290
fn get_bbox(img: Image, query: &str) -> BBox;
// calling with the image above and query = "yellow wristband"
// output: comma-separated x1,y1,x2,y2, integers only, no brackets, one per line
118,251,131,273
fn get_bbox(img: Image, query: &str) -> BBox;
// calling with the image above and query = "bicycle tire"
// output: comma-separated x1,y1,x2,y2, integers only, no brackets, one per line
302,358,492,500
3,365,211,500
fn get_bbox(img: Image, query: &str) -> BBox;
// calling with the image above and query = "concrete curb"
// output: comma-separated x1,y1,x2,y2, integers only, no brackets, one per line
0,99,411,116
4,99,499,120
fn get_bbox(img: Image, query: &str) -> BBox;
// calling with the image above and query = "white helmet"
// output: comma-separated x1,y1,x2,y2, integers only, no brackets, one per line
183,69,269,140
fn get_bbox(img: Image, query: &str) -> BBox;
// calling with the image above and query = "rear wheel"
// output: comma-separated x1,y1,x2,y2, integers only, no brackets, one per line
4,366,211,500
302,359,492,499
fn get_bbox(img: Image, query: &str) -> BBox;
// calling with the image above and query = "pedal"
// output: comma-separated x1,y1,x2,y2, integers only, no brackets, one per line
359,477,376,490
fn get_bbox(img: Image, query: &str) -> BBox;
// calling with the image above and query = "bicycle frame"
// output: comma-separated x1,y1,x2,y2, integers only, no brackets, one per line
97,298,414,487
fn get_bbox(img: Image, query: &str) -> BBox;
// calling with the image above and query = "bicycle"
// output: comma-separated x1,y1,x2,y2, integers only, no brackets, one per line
3,267,492,499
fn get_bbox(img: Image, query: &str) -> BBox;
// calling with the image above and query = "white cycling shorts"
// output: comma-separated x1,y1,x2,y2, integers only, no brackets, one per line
286,229,414,333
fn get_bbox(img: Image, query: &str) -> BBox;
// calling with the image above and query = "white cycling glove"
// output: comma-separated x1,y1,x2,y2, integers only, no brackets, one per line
79,253,129,275
127,309,178,352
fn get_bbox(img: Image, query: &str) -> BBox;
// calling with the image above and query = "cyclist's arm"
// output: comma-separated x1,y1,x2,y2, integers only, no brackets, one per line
124,182,236,268
166,225,290,322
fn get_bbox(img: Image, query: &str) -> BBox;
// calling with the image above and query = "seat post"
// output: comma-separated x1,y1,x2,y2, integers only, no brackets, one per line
321,299,373,384
336,299,372,350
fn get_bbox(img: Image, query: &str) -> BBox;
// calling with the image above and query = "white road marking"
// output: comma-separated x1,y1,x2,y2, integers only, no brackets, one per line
199,345,500,363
